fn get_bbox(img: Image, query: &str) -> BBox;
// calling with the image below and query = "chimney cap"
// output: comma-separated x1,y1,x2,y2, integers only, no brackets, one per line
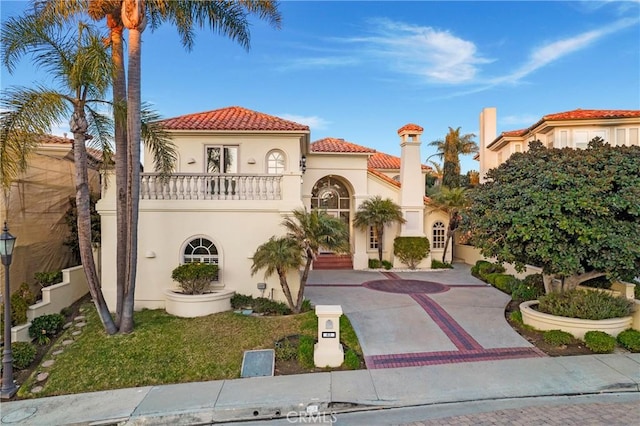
397,123,423,135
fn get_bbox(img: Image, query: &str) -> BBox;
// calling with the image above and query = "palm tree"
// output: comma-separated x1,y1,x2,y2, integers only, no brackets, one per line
250,236,302,312
282,208,349,312
1,17,118,334
353,196,405,262
428,187,469,263
429,127,478,189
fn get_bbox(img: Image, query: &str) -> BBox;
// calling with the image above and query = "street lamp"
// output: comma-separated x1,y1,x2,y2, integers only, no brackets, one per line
1,221,18,399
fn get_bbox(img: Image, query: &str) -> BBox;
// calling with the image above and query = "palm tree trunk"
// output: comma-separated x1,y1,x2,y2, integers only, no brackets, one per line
277,268,296,312
442,230,452,263
295,252,313,313
377,226,384,262
70,108,117,335
108,13,128,328
120,0,145,333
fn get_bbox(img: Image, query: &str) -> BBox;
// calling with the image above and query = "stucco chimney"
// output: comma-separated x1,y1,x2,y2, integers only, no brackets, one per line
479,107,497,181
397,123,425,237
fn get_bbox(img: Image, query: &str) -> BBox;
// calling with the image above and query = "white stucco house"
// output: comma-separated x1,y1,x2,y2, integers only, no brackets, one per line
477,108,640,180
97,106,447,309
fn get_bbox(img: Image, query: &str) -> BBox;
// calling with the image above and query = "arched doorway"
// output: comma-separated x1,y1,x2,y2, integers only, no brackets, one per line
310,176,352,258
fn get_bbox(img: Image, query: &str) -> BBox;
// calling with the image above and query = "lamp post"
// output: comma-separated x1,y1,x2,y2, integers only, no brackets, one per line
1,222,18,399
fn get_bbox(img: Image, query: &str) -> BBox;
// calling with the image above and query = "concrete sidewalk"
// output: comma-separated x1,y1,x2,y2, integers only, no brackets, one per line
1,354,638,425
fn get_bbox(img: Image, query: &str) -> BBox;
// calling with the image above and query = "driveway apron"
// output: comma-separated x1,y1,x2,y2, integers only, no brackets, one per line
305,264,545,369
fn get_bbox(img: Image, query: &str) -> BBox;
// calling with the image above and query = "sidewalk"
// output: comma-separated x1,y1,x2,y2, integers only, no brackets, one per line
1,353,638,425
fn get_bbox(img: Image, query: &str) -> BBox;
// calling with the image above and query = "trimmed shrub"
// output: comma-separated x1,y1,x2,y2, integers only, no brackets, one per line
511,277,545,302
298,335,315,369
393,237,429,269
493,274,518,294
431,259,453,269
231,293,253,309
477,262,505,280
584,331,616,353
543,330,573,346
29,313,65,345
471,260,493,278
368,258,382,269
381,260,393,270
617,329,640,352
10,293,29,326
509,310,523,324
12,342,37,369
34,270,63,288
538,289,634,320
344,349,360,370
171,263,218,295
483,272,502,286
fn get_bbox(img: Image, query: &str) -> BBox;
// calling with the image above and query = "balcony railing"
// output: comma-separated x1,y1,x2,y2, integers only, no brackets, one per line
140,173,282,200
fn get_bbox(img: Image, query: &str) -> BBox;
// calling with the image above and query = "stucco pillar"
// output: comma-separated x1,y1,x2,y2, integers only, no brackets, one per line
398,124,425,238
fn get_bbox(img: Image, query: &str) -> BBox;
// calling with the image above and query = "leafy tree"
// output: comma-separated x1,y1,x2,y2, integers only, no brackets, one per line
251,236,303,311
463,139,640,293
282,208,349,312
353,196,405,262
428,187,469,262
429,127,477,188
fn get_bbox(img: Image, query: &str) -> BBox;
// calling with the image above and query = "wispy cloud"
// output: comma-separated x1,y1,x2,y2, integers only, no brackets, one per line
276,56,359,72
279,114,330,130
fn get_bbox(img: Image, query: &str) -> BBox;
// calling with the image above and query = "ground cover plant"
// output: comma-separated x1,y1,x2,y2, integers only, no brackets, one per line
584,331,616,353
537,289,634,320
616,329,640,352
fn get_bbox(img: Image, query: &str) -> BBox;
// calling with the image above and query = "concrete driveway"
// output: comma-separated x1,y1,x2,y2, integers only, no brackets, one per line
305,263,543,369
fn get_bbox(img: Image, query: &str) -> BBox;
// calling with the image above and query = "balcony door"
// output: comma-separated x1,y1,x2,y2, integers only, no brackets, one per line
206,146,238,174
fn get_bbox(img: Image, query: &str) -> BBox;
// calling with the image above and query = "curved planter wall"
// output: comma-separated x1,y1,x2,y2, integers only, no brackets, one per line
165,288,234,318
520,300,632,340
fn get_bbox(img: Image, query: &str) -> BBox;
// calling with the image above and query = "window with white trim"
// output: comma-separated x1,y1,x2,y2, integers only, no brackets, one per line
206,145,238,173
183,237,219,280
266,150,285,174
368,226,379,250
432,221,445,250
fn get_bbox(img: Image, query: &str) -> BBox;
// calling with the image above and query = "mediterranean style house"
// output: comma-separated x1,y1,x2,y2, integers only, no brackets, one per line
97,106,448,309
477,108,640,180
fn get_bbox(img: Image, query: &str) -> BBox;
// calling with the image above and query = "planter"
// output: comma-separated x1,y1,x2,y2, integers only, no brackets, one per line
520,300,633,339
164,288,234,318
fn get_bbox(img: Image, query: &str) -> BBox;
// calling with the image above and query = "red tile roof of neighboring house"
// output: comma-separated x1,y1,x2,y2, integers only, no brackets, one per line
38,134,73,145
542,109,640,121
501,129,527,137
311,137,376,153
397,123,424,134
156,106,310,131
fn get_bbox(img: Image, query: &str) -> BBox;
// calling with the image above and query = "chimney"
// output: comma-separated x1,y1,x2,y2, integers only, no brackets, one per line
479,107,497,181
397,123,425,237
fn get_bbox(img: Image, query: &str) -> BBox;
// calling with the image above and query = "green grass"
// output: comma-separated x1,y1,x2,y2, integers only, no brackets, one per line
19,302,365,398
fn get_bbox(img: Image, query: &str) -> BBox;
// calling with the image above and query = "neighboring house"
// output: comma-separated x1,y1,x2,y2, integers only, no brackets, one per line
1,135,101,293
477,108,640,179
97,106,448,310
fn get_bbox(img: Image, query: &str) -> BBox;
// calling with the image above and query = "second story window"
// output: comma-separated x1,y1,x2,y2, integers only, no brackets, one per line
267,150,285,174
206,146,238,174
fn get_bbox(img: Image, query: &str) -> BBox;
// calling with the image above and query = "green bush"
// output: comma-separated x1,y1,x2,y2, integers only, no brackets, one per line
300,299,313,313
11,342,37,369
368,258,382,269
584,331,616,353
171,263,218,295
29,313,65,345
477,262,506,280
34,270,63,288
344,349,360,370
275,337,298,361
471,260,493,278
10,293,29,326
511,276,545,302
252,297,291,315
617,329,640,352
298,335,315,369
381,260,393,270
538,289,634,320
431,259,453,269
483,272,502,286
231,293,253,309
493,274,518,294
393,237,429,269
543,330,574,346
509,310,523,324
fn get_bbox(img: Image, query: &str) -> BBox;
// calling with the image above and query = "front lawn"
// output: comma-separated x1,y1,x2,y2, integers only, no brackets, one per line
18,303,361,398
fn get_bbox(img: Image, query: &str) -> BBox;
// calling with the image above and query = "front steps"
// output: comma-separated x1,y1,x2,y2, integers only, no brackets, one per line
313,254,353,270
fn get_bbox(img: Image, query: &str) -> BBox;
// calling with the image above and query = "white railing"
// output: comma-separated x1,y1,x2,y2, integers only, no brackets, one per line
140,173,282,200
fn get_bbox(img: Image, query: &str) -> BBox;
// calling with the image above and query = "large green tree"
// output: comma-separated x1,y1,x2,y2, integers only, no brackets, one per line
463,139,640,293
429,127,478,188
428,187,469,263
353,196,405,262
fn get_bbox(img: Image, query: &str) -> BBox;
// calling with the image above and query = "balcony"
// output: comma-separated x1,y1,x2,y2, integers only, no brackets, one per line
140,173,282,200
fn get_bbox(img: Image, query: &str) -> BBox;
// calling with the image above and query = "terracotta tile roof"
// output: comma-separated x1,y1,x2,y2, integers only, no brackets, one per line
501,129,527,137
369,152,431,171
397,123,424,134
37,134,73,145
157,106,310,131
311,137,376,153
542,109,640,121
367,168,430,204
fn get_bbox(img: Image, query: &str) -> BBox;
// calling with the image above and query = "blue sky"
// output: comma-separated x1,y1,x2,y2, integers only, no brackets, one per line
2,0,639,172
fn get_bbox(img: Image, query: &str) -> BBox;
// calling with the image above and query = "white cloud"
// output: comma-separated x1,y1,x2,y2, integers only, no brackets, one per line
279,114,330,130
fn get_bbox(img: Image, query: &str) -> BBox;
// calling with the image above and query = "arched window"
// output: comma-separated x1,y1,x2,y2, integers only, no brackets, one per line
432,221,445,250
183,237,219,280
266,150,285,174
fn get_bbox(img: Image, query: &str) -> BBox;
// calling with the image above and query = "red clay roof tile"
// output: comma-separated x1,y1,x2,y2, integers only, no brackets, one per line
157,106,310,131
397,123,424,134
311,137,376,153
542,109,640,121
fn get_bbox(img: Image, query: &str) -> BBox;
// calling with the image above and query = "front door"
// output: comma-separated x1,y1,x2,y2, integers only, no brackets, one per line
311,176,351,253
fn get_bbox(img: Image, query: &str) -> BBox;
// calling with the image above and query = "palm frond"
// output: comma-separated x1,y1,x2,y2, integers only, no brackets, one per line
141,103,177,176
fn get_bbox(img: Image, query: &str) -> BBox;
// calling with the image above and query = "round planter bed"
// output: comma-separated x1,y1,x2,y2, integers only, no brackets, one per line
164,288,234,318
520,300,633,340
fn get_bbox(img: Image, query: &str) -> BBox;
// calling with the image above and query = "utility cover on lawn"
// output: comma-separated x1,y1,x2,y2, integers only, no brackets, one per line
241,349,275,378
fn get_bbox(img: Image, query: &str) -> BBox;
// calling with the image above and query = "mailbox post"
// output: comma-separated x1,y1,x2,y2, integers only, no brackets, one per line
314,305,344,368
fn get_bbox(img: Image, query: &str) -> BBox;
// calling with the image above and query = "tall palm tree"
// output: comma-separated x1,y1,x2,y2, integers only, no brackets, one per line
250,236,302,312
353,196,405,262
1,17,118,334
282,208,349,312
429,127,478,189
428,187,469,263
